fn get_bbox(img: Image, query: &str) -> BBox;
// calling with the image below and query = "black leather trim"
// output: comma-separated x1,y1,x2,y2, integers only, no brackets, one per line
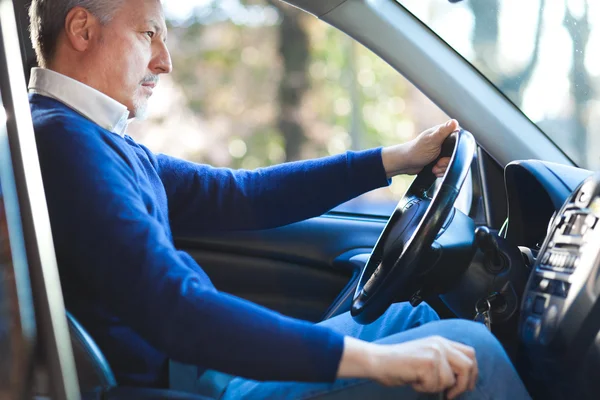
92,387,213,400
175,214,386,269
322,253,370,320
66,311,117,391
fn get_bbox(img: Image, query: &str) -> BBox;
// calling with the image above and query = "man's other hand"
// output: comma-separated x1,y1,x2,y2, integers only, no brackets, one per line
381,119,459,179
338,335,478,399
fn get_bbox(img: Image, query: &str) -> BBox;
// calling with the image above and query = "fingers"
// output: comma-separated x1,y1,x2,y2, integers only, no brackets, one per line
380,336,478,396
430,120,457,177
411,347,456,394
443,342,477,399
432,157,451,177
420,119,459,141
438,353,457,393
437,119,459,138
447,341,478,391
427,119,459,145
412,338,477,398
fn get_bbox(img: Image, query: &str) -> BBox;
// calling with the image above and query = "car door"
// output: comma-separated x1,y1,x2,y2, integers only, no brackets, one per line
131,0,573,324
13,0,572,326
123,1,472,323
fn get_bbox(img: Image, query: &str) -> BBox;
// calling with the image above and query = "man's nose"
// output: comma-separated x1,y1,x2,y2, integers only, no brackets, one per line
152,41,172,74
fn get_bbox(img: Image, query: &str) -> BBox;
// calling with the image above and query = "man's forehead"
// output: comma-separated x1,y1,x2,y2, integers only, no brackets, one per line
119,0,167,36
120,0,165,24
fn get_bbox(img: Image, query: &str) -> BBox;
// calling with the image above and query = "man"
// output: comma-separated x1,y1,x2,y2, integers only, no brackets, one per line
27,0,530,399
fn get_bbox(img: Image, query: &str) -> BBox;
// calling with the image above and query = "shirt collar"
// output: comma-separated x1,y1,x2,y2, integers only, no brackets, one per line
28,67,131,137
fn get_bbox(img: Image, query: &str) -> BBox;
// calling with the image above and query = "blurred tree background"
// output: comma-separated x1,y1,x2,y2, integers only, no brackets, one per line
401,0,599,169
465,0,593,167
128,0,448,210
129,0,600,211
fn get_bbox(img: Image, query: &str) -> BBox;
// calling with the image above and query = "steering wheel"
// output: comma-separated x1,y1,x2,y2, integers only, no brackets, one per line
351,129,476,324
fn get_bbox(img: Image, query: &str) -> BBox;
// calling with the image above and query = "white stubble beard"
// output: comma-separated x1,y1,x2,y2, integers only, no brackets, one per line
132,88,150,120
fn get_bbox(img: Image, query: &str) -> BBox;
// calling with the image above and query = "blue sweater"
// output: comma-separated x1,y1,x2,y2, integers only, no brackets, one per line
29,94,390,387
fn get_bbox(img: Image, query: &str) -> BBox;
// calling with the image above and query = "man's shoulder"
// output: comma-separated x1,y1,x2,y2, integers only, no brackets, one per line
29,94,116,151
30,95,130,175
30,93,91,129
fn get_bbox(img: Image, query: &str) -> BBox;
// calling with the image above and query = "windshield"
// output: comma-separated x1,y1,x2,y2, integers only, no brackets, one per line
398,0,600,170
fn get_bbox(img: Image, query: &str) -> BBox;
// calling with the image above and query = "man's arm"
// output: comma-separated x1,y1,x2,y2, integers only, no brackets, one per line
36,120,344,382
37,116,476,395
155,147,389,234
155,119,458,234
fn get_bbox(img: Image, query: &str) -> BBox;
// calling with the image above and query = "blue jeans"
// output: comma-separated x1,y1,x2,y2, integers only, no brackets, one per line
185,302,531,399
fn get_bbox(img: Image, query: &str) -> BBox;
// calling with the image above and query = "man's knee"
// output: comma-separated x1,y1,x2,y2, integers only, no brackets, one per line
386,301,439,325
438,319,508,361
412,301,436,316
434,320,529,397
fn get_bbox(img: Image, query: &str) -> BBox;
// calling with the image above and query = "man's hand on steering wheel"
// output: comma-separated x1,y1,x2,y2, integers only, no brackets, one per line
352,126,476,324
381,119,460,178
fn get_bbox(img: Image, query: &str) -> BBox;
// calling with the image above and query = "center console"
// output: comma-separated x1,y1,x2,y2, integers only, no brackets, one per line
520,174,600,397
521,175,600,348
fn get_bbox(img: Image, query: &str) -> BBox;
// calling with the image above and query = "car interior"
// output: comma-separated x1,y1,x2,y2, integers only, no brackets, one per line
1,0,600,399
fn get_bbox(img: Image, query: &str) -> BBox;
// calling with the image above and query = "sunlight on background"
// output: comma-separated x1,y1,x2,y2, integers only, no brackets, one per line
164,0,279,26
129,0,600,213
130,0,451,211
401,0,600,169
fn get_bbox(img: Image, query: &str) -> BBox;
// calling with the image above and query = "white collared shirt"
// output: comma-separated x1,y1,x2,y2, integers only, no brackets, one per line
28,67,131,137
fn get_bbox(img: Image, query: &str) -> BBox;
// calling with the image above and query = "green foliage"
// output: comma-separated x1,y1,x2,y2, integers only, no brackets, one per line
129,1,447,200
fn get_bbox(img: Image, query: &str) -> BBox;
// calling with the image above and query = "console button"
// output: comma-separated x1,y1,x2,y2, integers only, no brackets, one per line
585,214,597,230
533,296,546,314
578,185,592,206
541,304,559,345
530,275,542,291
545,304,558,322
558,254,566,268
553,281,570,298
523,316,542,343
577,192,590,205
541,252,550,264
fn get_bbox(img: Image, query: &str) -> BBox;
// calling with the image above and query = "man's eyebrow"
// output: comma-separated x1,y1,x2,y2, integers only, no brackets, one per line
147,19,168,42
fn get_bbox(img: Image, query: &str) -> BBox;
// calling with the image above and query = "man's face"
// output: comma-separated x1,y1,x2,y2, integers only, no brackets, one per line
88,0,171,118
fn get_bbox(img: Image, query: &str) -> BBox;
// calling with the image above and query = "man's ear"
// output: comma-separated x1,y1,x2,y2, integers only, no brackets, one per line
63,6,98,52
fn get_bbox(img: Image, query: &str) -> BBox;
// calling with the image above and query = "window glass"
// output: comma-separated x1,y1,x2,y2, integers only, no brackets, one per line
0,182,11,389
128,0,449,216
398,0,600,170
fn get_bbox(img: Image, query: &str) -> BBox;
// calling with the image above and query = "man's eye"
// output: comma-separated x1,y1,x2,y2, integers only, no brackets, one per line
145,31,155,39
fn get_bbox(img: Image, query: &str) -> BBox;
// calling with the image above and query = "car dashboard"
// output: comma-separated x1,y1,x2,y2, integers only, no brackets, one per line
502,161,600,398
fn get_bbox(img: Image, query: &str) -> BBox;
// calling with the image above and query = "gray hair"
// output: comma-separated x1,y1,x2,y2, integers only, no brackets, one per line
29,0,123,67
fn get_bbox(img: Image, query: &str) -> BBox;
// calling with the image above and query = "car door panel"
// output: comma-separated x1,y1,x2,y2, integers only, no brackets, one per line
175,215,386,321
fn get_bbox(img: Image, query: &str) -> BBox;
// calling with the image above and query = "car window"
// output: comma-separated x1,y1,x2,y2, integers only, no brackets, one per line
0,181,10,392
397,0,600,170
0,106,37,397
127,0,450,217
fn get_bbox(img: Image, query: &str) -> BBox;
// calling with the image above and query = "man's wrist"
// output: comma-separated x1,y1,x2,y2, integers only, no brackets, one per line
381,143,411,179
336,336,381,380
